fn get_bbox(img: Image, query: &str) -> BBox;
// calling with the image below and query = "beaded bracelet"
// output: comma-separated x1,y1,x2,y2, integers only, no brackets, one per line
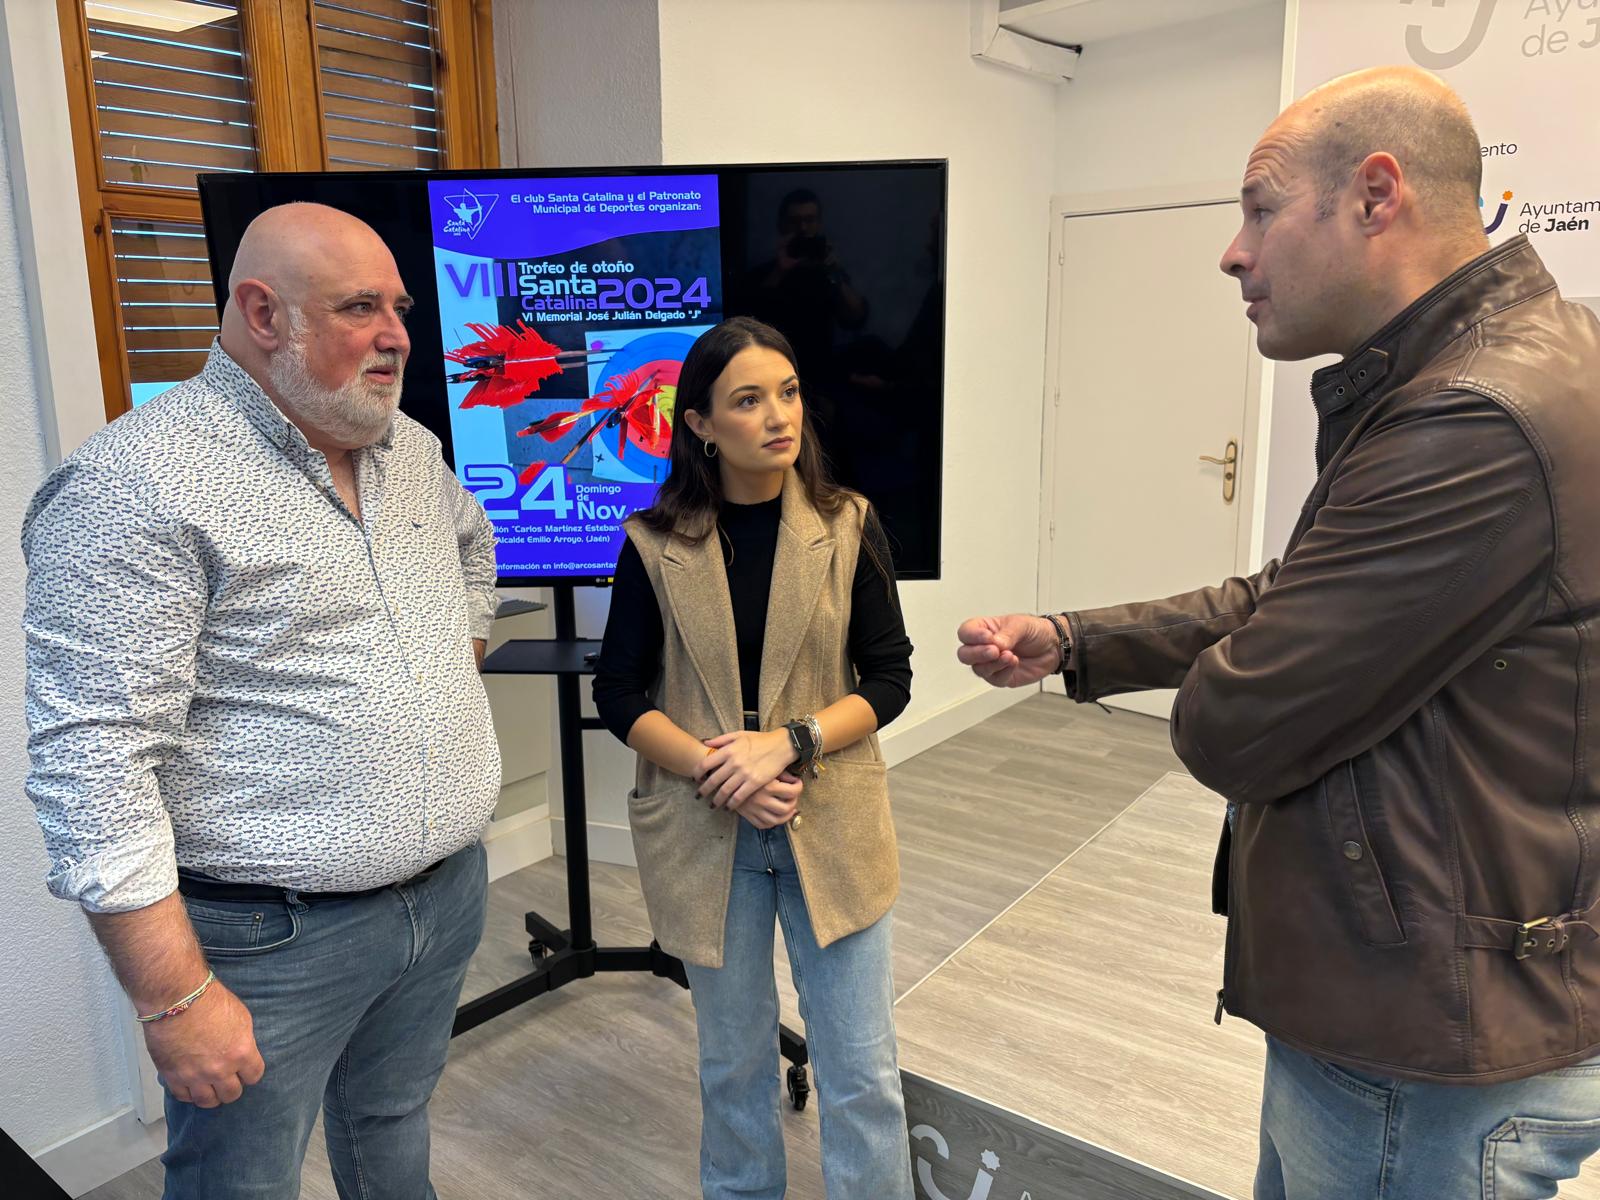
135,970,216,1024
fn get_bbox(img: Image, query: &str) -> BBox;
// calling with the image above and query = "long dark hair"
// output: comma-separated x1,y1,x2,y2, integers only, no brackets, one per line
634,316,893,587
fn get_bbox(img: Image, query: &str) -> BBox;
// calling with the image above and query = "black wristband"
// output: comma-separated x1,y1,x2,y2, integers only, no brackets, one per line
784,719,817,768
1041,612,1072,675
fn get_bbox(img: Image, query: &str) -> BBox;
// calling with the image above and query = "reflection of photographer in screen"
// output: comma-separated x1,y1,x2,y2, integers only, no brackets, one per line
747,189,867,380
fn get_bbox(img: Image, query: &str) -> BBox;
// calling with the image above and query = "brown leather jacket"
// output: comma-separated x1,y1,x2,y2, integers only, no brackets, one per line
1064,238,1600,1084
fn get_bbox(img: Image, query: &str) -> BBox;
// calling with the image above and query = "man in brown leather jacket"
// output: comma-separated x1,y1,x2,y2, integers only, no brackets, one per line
960,65,1600,1198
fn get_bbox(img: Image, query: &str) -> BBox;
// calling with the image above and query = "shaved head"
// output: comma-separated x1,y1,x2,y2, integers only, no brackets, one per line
1283,66,1483,230
226,202,403,310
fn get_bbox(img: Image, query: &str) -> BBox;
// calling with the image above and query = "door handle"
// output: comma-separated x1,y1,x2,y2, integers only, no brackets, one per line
1198,439,1239,504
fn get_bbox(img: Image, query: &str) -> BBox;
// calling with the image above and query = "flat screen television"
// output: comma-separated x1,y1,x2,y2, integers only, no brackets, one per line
198,161,946,585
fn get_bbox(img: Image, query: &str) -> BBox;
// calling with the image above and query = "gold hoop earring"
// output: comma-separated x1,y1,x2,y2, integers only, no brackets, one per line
703,440,718,458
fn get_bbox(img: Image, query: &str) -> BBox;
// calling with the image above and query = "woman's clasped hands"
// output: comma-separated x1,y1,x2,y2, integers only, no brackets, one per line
695,730,803,829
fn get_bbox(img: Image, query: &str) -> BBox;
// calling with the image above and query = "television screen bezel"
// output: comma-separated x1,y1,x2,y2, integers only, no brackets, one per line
198,158,947,587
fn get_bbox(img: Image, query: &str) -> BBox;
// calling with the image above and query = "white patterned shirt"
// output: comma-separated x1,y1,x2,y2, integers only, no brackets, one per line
22,342,502,913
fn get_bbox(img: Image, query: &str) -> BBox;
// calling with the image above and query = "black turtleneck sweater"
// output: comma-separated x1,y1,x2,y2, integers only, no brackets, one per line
593,495,913,743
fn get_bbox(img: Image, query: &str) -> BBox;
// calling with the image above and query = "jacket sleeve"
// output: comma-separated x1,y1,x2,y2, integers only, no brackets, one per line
1064,563,1281,702
1170,392,1553,804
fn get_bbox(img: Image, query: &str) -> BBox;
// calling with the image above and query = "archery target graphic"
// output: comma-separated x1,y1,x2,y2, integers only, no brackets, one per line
587,326,706,484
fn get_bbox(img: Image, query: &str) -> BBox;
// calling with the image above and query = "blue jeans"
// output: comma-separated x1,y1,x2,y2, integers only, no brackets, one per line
161,840,488,1200
682,820,914,1199
1257,1035,1600,1199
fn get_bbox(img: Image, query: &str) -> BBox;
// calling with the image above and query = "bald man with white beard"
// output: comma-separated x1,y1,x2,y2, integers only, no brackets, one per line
22,203,501,1199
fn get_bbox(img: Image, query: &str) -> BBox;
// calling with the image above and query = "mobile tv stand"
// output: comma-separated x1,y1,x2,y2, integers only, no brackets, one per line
452,584,812,1111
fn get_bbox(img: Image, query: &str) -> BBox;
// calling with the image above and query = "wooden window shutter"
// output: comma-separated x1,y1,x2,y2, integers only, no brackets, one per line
60,0,499,422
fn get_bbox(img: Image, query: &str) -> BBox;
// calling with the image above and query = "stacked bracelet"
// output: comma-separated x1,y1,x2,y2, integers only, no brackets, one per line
783,715,826,779
1041,613,1072,674
802,714,825,778
135,969,216,1024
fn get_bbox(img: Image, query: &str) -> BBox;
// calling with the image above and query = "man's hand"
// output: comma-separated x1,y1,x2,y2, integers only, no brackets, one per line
696,730,794,808
956,614,1062,688
473,638,486,671
733,771,804,830
86,891,265,1109
143,978,265,1108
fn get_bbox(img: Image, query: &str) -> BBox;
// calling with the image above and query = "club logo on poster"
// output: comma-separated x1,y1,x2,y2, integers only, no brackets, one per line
441,189,498,240
428,175,723,578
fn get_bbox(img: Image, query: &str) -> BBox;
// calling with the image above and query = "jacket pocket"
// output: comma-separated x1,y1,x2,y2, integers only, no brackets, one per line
1322,758,1406,946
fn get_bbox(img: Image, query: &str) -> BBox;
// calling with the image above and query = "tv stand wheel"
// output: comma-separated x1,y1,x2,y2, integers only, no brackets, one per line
786,1064,810,1111
529,939,548,962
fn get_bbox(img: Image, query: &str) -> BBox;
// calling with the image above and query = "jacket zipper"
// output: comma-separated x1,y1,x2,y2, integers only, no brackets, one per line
1313,379,1330,473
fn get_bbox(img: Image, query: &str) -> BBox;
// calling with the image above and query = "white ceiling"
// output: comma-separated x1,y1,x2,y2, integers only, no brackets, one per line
998,0,1275,47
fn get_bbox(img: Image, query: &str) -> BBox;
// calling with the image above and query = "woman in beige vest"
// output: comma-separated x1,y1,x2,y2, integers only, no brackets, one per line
594,317,915,1198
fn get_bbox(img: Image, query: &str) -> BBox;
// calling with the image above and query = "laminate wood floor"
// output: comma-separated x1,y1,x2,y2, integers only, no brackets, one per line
895,772,1261,1197
892,771,1600,1200
82,695,1181,1199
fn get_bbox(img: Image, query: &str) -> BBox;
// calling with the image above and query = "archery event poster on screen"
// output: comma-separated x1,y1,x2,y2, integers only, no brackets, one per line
428,174,723,578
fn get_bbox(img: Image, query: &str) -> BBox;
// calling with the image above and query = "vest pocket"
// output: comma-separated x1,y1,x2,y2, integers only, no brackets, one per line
785,757,899,947
1322,758,1407,946
627,780,737,967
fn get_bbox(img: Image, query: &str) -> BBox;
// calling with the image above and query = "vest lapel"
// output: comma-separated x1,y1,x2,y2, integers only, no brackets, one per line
660,529,743,735
757,470,836,725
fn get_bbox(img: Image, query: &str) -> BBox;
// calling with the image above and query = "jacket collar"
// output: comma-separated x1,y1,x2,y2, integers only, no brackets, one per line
1310,236,1559,422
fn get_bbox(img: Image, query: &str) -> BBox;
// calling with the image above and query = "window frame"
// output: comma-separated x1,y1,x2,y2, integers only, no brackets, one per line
57,0,500,422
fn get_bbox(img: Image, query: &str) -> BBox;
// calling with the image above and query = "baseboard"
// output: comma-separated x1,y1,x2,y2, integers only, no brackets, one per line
550,816,636,868
32,1106,165,1198
879,683,1038,768
484,803,553,881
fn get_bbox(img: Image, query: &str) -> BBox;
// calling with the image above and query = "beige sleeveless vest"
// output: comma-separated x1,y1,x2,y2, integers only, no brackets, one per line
623,469,899,968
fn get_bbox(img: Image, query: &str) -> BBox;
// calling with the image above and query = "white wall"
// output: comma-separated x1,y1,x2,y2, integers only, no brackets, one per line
0,110,135,1165
493,0,663,168
1053,2,1285,200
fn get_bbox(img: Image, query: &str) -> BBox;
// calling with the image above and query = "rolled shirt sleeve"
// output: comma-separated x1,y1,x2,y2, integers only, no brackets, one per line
451,474,498,642
22,462,204,913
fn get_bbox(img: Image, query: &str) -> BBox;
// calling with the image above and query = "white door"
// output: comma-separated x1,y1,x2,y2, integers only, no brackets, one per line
1041,202,1256,719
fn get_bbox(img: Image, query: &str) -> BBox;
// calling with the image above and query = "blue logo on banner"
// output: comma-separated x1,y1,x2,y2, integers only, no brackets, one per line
442,189,498,239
